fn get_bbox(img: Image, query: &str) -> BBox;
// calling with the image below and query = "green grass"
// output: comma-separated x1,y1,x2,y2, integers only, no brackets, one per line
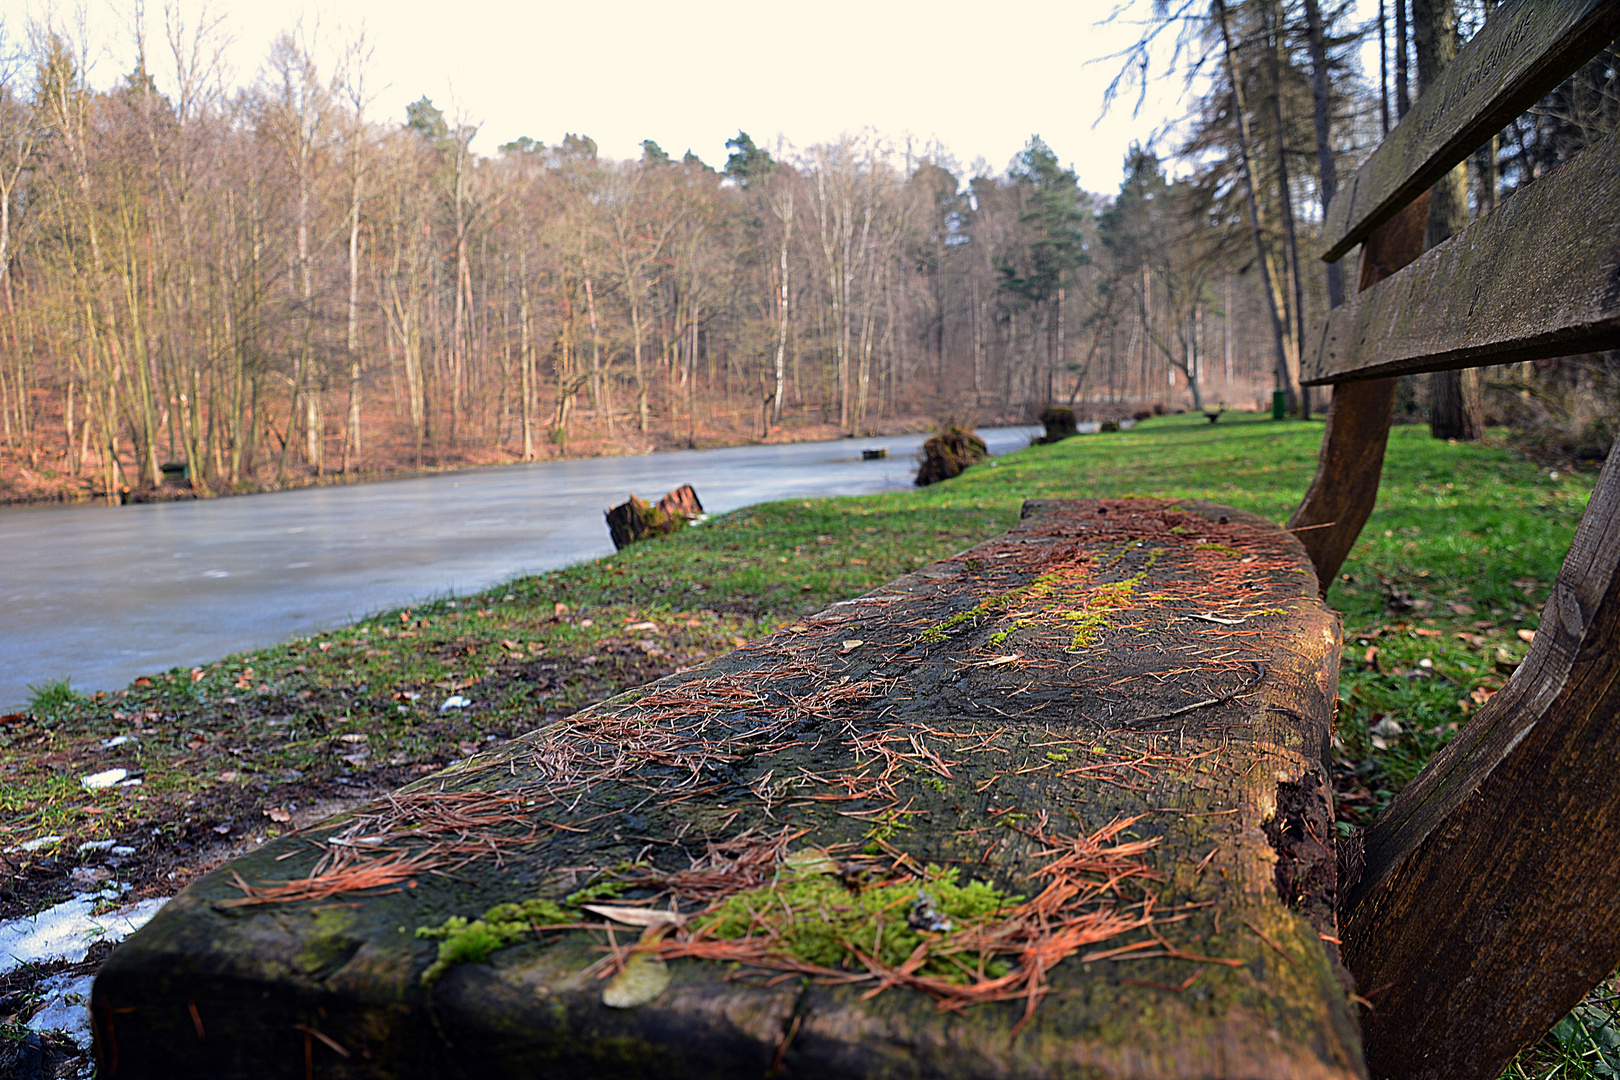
25,677,82,721
0,410,1602,1075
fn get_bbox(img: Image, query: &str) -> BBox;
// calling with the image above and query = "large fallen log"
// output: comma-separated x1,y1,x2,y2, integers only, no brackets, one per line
93,499,1362,1079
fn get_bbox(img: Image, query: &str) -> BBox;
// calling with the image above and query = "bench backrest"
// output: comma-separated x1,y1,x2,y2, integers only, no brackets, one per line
1307,0,1620,385
1289,5,1620,1076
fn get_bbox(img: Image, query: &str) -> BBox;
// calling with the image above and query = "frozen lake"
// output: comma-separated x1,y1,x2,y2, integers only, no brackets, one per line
0,427,1038,709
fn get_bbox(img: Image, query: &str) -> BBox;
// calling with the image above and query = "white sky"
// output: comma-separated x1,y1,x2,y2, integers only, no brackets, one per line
20,0,1378,194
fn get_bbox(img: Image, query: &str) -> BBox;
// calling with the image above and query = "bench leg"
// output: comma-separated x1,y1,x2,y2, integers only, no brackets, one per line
1287,378,1397,591
1342,441,1620,1079
1289,194,1430,592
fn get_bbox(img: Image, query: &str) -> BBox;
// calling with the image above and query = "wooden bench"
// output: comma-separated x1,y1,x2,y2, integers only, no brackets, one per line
94,499,1363,1078
88,4,1620,1077
1285,2,1620,1076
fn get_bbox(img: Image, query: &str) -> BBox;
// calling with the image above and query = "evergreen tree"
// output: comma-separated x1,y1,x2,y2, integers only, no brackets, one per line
405,96,447,142
999,136,1089,402
724,130,774,186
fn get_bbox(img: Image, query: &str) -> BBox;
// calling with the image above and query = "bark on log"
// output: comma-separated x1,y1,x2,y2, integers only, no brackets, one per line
94,500,1362,1079
606,486,705,550
656,484,704,519
915,426,987,486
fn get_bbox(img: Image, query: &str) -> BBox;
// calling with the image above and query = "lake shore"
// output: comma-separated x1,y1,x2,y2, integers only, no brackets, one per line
0,412,961,508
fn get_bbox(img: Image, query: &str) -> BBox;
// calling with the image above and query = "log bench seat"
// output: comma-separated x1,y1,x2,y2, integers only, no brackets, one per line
92,499,1364,1079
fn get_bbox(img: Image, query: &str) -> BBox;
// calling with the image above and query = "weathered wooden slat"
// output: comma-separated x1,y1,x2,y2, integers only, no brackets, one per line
1320,0,1620,263
1341,444,1620,1079
1288,195,1429,589
1303,125,1620,386
92,500,1363,1080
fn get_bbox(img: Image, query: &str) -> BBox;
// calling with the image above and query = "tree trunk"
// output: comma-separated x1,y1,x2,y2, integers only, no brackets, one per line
1304,0,1345,312
344,156,364,473
519,253,534,462
1413,0,1482,441
1265,0,1310,419
1213,0,1300,417
772,190,793,422
1395,0,1411,119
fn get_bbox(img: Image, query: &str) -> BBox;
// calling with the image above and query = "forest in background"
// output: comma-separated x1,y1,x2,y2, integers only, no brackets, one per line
0,0,1614,505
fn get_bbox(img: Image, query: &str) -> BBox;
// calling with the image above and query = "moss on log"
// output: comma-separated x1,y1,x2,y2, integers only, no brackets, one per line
93,499,1362,1079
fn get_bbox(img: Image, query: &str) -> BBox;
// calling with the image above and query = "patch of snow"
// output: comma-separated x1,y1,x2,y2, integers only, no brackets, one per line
111,846,136,856
80,768,127,790
77,839,117,854
102,735,133,748
27,972,96,1049
0,896,168,976
439,695,472,712
11,835,65,853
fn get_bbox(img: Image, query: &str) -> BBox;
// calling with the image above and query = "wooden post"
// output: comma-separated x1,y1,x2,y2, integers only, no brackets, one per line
1286,193,1428,589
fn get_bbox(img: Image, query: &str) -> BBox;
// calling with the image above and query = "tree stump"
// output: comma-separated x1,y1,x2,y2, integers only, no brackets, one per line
915,426,988,486
656,484,704,520
606,487,705,550
1038,407,1078,443
94,500,1362,1079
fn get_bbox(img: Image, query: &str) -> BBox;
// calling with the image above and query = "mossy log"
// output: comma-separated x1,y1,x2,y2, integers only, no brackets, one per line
93,499,1362,1079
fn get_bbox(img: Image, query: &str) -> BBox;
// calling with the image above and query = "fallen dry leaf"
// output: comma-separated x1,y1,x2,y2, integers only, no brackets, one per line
582,904,686,928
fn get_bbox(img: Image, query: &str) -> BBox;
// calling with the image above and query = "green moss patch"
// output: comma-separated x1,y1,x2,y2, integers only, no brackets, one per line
416,897,579,984
696,863,1019,981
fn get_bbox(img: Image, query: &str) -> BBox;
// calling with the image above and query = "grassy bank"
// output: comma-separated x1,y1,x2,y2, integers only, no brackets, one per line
1,411,1605,1076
